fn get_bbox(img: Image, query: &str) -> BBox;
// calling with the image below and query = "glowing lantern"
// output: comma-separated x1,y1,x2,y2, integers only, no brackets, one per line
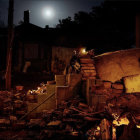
80,48,87,55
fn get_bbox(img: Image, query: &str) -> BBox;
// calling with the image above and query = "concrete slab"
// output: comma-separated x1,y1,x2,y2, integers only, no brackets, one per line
95,48,140,82
124,74,140,93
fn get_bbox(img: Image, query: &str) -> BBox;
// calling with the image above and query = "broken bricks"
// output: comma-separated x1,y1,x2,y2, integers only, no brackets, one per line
0,119,10,126
26,94,37,103
103,81,112,89
12,121,26,130
10,116,17,123
14,100,23,108
112,83,124,90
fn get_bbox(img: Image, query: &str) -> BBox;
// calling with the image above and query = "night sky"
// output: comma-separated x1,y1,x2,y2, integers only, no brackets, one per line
0,0,104,28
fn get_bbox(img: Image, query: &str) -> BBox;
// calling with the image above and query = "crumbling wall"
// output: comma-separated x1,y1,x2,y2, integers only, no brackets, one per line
51,46,75,74
27,74,82,114
95,48,140,83
124,74,140,93
86,79,124,110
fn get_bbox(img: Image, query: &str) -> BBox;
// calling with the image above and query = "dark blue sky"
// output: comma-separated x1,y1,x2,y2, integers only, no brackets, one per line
0,0,104,27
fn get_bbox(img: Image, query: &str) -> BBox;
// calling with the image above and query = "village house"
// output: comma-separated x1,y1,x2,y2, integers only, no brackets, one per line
13,10,77,75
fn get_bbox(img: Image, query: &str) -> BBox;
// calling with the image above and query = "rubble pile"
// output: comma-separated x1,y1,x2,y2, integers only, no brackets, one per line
106,93,140,122
26,83,48,103
27,83,48,95
0,88,140,139
0,90,27,118
1,49,140,139
0,94,103,140
86,79,125,110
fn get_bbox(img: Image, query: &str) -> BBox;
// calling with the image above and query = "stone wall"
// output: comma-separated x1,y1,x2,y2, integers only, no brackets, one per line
86,79,124,110
95,48,140,83
27,74,82,113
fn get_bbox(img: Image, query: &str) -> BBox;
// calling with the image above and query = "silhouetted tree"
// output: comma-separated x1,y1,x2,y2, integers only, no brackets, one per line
55,0,138,54
56,16,75,29
74,11,93,25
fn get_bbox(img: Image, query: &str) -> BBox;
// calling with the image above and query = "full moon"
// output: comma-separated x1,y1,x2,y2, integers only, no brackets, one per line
42,7,55,19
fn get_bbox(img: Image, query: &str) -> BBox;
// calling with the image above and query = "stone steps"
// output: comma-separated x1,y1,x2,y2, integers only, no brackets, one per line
80,57,97,80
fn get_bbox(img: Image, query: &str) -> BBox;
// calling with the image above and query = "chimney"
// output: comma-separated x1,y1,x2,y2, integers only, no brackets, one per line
24,10,30,24
136,14,140,48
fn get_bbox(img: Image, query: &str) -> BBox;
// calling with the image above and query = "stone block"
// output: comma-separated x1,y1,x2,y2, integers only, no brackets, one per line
82,69,96,73
27,94,56,114
37,94,56,111
89,94,107,109
81,66,95,70
88,76,96,80
95,89,108,95
80,58,94,64
86,79,96,104
55,75,66,86
29,119,42,125
89,79,96,87
46,84,56,94
10,116,17,122
47,80,56,85
27,84,56,114
12,121,26,130
56,86,69,106
81,63,94,67
124,74,140,93
26,95,37,102
14,100,23,108
103,81,112,89
16,111,25,116
67,74,82,87
27,102,38,114
96,79,103,86
82,72,96,77
95,48,140,82
112,89,123,94
81,80,86,97
0,119,10,126
112,83,124,90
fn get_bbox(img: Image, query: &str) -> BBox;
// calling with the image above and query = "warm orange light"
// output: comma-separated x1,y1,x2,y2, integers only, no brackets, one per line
97,126,100,130
81,48,87,55
113,117,129,126
136,125,140,128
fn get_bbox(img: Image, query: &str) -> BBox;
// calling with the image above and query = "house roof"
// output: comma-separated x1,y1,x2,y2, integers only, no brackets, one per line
15,23,45,42
15,23,78,48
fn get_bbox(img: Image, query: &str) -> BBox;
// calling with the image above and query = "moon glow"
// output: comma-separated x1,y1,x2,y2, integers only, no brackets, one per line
42,7,55,19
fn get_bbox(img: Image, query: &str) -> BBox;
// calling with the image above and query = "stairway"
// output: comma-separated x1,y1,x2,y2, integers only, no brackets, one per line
80,56,96,80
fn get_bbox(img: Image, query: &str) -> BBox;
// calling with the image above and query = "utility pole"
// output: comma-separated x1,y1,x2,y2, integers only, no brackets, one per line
5,0,14,90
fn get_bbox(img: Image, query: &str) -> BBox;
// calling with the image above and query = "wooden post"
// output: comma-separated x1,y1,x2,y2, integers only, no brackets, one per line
5,0,14,90
136,14,140,48
112,126,116,140
100,119,111,140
